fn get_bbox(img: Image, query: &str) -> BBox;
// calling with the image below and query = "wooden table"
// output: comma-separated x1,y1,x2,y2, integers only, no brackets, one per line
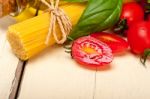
1,16,150,99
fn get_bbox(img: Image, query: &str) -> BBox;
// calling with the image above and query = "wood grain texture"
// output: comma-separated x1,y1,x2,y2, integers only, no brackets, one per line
0,16,21,99
18,46,96,99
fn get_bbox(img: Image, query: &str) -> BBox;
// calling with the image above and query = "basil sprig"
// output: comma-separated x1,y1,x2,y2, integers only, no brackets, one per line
140,49,150,67
68,0,122,40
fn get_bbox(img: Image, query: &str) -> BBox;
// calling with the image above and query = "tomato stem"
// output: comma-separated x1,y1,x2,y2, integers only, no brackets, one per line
145,4,150,14
64,45,72,54
140,49,150,66
67,36,74,41
64,45,71,50
114,19,128,36
65,50,71,53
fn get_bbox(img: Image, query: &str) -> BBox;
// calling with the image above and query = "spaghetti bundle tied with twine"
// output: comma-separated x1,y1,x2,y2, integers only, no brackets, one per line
40,0,72,45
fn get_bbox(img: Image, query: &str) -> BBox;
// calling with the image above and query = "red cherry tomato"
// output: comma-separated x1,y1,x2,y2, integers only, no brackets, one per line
120,2,144,26
90,32,129,54
71,36,113,67
127,21,150,54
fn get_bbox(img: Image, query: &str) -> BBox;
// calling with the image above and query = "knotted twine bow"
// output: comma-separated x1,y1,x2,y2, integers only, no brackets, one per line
40,0,72,45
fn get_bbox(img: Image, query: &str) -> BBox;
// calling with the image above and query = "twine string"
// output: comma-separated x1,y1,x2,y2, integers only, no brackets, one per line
40,0,72,45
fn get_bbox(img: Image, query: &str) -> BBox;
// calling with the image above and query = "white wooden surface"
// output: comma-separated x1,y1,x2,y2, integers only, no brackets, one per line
18,46,150,99
18,46,96,99
0,16,20,99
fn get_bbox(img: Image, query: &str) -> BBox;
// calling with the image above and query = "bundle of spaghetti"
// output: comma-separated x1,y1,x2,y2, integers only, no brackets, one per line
7,3,85,60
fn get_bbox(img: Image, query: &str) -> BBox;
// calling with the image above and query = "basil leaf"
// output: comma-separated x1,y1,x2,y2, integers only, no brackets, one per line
68,0,122,40
64,0,88,2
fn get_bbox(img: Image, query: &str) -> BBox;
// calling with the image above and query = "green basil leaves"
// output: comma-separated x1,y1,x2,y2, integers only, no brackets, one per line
68,0,122,40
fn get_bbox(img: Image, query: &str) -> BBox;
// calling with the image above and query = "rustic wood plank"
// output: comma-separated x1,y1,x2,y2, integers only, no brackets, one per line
94,52,150,99
18,46,96,99
9,61,25,99
0,16,22,99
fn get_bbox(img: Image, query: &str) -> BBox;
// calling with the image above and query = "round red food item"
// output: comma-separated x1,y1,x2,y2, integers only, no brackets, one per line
120,2,144,26
127,21,150,54
90,32,129,54
71,36,113,67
